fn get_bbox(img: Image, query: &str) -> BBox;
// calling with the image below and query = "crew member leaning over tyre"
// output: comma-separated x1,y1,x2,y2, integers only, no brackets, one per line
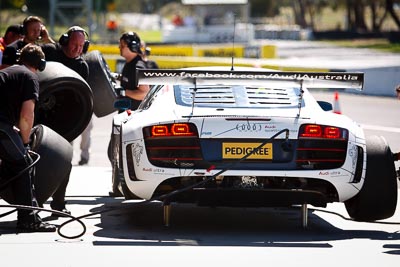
40,26,91,213
0,44,56,232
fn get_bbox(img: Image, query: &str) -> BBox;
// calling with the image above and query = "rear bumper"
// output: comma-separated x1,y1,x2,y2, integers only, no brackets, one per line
169,188,328,208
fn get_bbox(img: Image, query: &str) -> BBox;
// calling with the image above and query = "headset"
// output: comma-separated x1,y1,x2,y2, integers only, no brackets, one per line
17,45,46,72
59,26,90,54
19,54,46,72
120,32,141,54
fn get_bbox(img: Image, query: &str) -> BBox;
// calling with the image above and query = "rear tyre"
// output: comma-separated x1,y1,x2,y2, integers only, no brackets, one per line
345,135,398,221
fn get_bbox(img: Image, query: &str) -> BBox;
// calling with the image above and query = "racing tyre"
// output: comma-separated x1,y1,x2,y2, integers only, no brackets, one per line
345,135,398,221
111,133,123,196
36,62,93,142
83,50,118,117
0,124,73,206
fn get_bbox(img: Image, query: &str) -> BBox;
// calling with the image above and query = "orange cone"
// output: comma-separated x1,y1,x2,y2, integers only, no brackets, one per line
333,91,341,114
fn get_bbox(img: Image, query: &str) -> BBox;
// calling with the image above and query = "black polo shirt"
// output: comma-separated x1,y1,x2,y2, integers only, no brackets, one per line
41,43,89,80
120,56,146,110
0,65,39,125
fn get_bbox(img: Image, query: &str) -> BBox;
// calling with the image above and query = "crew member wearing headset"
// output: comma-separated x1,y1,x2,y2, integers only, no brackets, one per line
41,26,89,79
119,32,150,108
108,32,150,197
41,26,91,215
0,44,56,232
1,16,54,68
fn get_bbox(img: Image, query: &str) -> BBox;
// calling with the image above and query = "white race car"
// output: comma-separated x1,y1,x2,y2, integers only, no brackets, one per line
112,68,398,226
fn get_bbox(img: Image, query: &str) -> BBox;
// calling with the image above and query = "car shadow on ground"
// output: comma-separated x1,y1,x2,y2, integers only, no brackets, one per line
85,200,400,251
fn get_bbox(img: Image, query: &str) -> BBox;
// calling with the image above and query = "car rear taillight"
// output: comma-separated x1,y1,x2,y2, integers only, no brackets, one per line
151,123,196,137
299,125,343,139
296,124,348,169
143,123,208,168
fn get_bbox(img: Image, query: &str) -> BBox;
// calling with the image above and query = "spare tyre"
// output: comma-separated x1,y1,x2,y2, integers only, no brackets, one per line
36,61,94,142
83,50,117,117
0,124,73,206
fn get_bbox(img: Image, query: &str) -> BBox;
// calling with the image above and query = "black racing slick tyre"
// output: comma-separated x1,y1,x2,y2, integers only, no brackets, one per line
30,124,73,205
36,62,93,142
345,135,398,221
83,50,118,117
0,124,73,206
111,132,123,196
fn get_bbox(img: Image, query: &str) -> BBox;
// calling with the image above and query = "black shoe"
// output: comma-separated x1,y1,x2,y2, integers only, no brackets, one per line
78,158,89,165
17,219,56,232
109,190,123,197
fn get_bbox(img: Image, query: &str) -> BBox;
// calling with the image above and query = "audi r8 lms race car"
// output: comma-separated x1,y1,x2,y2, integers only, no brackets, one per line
112,67,398,225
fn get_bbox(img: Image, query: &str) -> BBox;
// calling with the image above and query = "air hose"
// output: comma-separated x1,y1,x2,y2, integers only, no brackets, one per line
1,128,398,239
52,128,291,239
0,150,40,192
0,150,42,219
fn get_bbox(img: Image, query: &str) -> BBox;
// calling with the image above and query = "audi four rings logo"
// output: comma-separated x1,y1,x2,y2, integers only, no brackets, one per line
235,123,263,132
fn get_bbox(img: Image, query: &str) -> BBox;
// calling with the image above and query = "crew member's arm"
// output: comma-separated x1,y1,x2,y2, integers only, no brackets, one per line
40,25,55,44
18,99,35,145
125,84,150,100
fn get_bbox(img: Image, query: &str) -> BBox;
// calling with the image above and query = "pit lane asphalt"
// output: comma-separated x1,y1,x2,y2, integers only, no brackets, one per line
1,92,400,267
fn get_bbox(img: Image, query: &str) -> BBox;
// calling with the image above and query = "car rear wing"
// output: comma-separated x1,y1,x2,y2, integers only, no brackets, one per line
137,69,364,90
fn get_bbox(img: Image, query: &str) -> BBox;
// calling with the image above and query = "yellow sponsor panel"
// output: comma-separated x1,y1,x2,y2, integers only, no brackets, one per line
196,46,244,58
89,44,119,55
222,143,273,160
260,45,276,59
92,41,327,72
150,45,194,56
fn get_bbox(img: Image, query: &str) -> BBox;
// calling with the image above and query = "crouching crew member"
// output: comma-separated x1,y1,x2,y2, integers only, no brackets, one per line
0,44,56,232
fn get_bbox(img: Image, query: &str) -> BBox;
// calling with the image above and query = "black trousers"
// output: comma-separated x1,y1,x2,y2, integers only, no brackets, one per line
0,122,36,221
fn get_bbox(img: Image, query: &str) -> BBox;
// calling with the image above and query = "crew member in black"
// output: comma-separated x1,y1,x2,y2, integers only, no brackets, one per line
41,26,90,214
108,32,150,196
1,16,54,68
0,44,56,232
